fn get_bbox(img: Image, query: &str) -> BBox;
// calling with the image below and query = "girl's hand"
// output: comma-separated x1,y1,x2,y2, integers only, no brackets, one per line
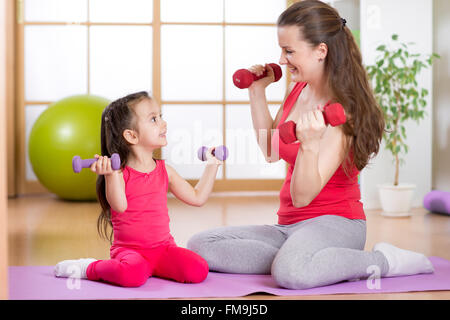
90,154,115,176
248,64,275,90
205,147,223,166
295,105,327,150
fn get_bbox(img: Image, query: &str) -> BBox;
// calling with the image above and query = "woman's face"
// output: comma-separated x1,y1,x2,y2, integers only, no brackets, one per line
277,26,326,83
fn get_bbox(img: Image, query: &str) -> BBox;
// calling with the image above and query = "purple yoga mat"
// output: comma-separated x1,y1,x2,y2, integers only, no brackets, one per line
9,257,450,300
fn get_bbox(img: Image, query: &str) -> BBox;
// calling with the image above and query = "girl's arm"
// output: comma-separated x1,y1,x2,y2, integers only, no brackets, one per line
105,171,127,213
91,155,127,213
166,151,221,207
290,110,347,208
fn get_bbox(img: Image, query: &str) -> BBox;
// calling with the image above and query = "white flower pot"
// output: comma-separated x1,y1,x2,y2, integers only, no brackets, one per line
377,183,416,217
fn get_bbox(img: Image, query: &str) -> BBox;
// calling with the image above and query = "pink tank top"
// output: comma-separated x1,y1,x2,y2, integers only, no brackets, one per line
272,82,365,225
110,159,175,249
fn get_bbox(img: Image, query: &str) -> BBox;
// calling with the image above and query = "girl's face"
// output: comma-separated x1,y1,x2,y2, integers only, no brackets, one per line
277,26,326,83
132,98,167,149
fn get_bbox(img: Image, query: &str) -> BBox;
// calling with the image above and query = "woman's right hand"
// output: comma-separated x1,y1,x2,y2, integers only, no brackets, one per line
90,154,115,176
248,63,276,91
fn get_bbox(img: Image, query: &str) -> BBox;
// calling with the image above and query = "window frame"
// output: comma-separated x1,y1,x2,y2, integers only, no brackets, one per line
14,0,290,195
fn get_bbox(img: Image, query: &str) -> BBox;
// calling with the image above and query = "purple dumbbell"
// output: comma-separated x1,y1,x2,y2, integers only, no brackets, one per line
72,153,121,173
197,145,229,161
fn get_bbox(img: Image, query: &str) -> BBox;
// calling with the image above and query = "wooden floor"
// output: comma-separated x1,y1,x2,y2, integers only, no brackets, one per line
7,192,450,300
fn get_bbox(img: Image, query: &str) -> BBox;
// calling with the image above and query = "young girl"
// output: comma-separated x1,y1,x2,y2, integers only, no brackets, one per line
54,91,222,287
187,0,434,289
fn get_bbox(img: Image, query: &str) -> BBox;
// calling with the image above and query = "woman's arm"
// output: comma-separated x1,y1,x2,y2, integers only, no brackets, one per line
166,151,221,207
290,110,347,208
249,74,294,163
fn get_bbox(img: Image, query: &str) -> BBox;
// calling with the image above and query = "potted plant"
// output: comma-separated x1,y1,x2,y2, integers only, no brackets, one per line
366,34,439,217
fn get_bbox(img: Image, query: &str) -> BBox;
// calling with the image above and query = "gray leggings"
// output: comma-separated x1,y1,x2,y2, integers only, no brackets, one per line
187,215,389,289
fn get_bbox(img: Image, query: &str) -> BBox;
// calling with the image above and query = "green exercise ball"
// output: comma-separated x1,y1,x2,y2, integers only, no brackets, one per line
28,95,110,201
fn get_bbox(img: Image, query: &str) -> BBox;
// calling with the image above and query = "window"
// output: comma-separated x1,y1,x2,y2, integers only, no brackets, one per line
18,0,288,194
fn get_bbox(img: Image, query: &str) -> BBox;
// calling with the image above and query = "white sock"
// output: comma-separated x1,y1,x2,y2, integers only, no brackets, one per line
54,258,97,279
373,242,434,277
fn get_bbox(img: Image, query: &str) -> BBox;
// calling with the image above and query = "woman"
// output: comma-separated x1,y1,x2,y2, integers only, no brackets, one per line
187,0,433,289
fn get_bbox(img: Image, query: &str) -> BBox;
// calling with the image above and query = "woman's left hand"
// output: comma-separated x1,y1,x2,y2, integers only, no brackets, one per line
295,106,327,150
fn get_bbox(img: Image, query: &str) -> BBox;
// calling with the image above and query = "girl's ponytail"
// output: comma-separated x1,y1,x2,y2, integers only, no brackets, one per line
95,91,151,244
96,111,113,243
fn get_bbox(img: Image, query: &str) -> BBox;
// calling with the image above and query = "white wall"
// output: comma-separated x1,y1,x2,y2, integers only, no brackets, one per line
433,0,450,191
360,0,433,209
333,0,360,30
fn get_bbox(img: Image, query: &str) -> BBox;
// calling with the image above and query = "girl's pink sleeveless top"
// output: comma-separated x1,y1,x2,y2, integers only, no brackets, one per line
110,159,175,249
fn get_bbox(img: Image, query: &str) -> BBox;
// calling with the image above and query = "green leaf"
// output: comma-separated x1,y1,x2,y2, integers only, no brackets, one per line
401,126,406,139
364,33,439,164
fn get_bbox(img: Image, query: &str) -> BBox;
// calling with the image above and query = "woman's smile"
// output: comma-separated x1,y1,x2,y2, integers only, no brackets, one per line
288,66,297,73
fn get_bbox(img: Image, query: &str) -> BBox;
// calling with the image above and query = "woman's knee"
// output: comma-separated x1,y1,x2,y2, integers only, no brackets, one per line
271,255,315,290
187,229,223,254
186,232,206,253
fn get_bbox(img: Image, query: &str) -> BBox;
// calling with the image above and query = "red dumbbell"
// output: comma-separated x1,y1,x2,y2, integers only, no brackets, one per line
232,63,283,89
279,103,346,144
